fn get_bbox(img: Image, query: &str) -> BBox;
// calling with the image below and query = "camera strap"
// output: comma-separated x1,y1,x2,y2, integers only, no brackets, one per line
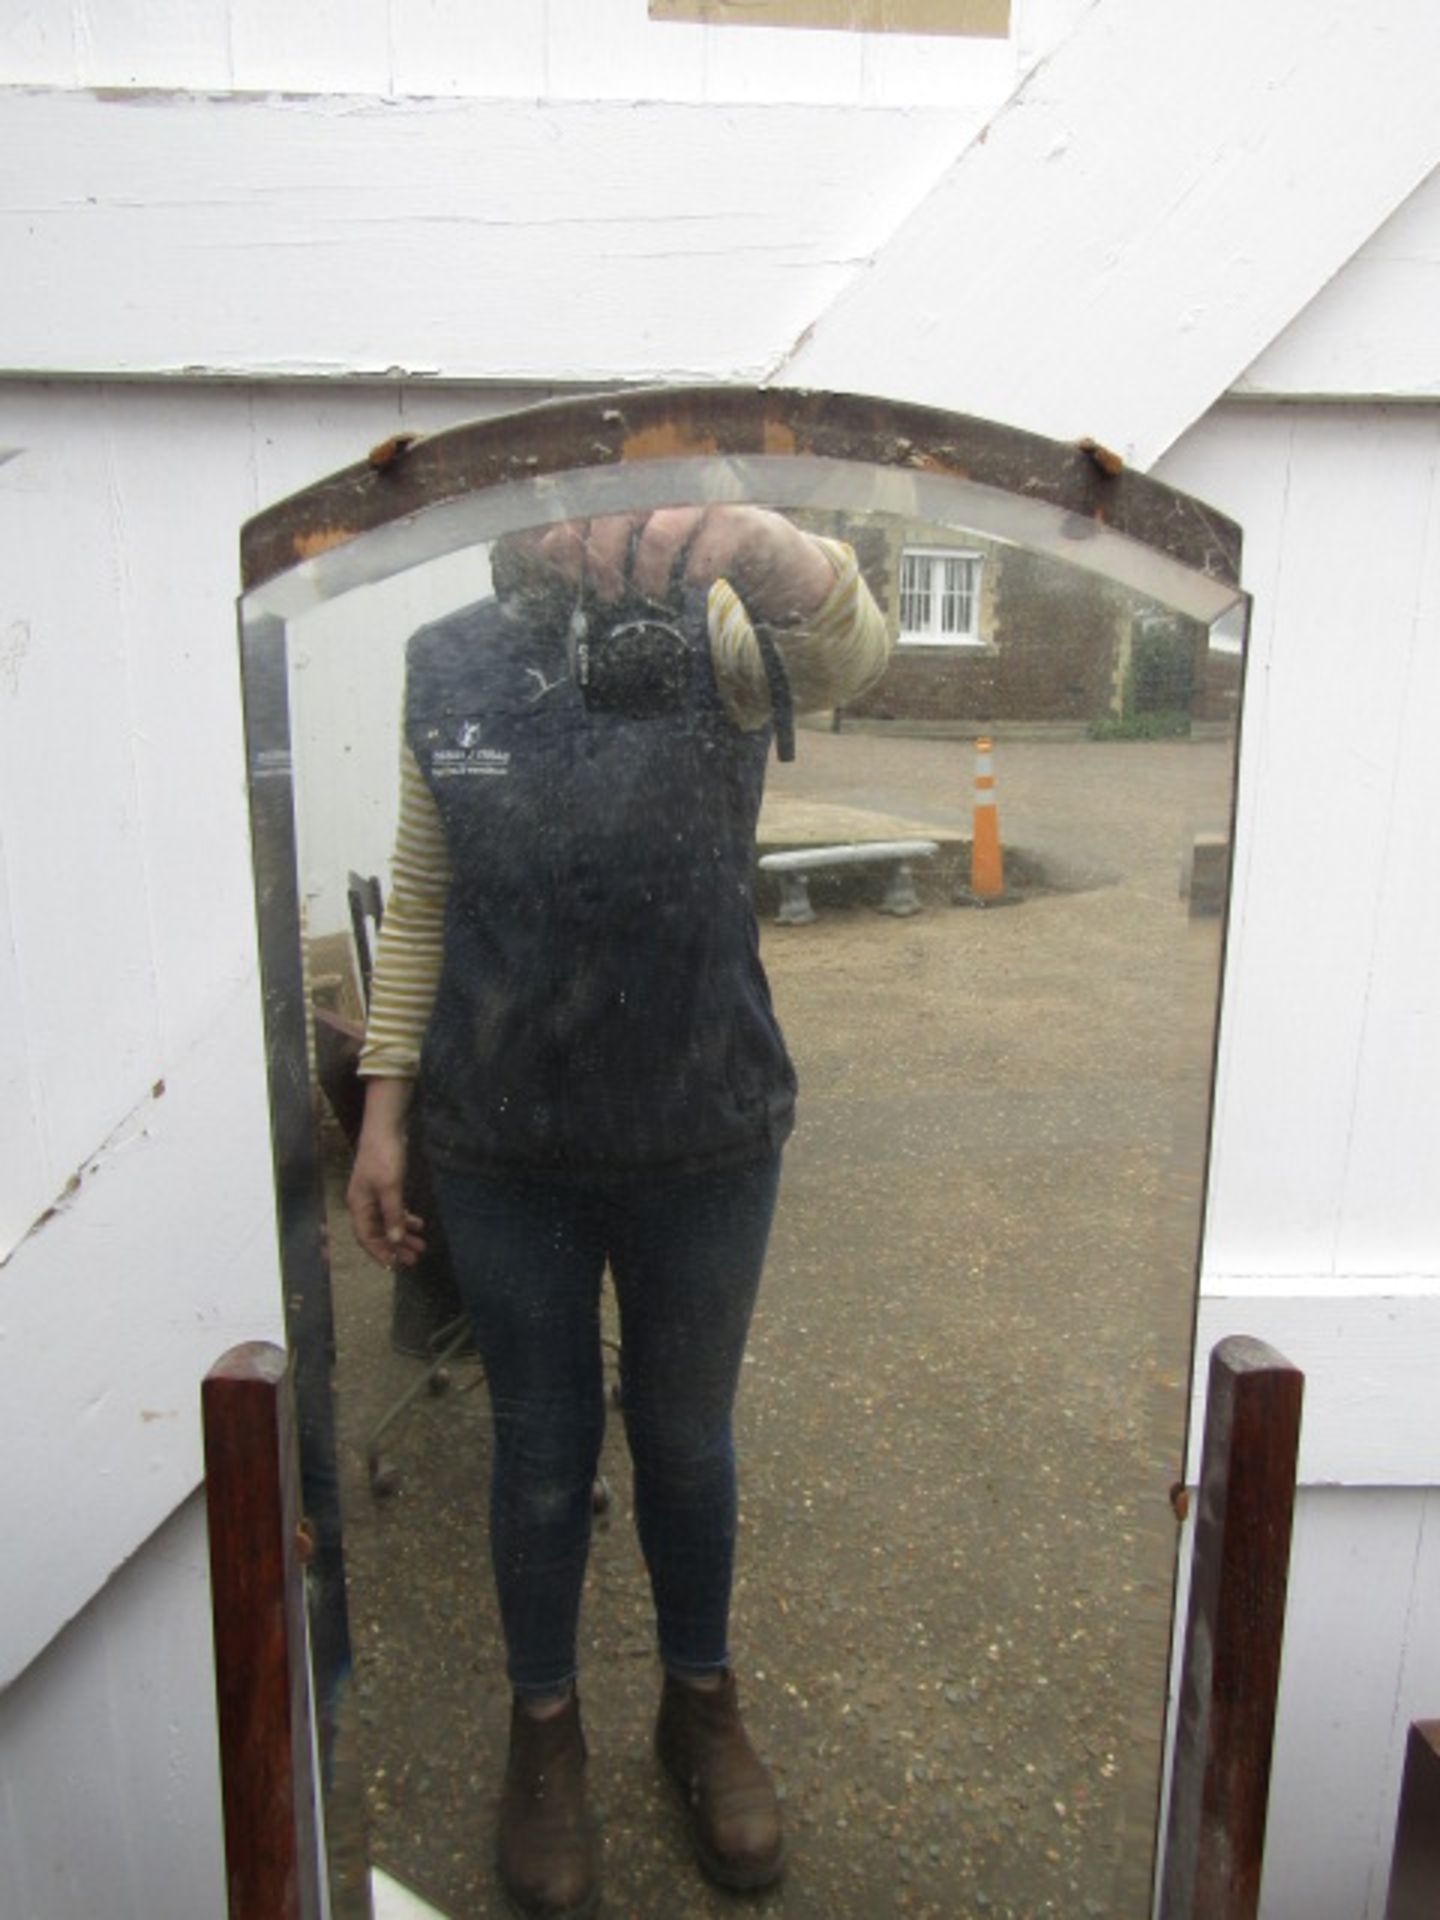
751,623,795,763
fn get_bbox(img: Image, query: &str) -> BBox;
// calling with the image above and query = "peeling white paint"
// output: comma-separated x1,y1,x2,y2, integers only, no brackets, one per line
0,88,984,385
1,1080,166,1269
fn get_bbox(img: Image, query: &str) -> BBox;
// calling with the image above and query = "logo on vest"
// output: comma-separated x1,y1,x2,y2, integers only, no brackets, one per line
431,718,511,780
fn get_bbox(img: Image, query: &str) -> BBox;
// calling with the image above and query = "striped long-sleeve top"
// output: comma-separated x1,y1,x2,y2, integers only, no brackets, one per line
359,536,889,1078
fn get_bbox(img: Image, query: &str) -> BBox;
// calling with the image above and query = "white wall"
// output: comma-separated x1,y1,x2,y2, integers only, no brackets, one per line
1159,404,1440,1333
0,378,556,1691
780,0,1440,464
0,1493,225,1920
1155,400,1440,1919
0,87,982,384
0,377,550,1920
5,2,1440,1915
0,0,1081,105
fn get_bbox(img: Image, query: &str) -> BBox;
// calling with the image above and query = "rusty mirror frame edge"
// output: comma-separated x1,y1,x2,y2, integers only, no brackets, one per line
239,385,1243,597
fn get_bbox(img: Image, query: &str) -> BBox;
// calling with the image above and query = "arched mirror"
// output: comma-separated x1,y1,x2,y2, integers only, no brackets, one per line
239,387,1247,1920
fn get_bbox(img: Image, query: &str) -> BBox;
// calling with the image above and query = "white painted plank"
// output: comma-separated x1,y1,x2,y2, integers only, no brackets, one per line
0,0,1032,105
1238,254,1440,406
1236,165,1440,400
1256,1489,1436,1920
71,386,263,1056
689,8,867,101
0,392,164,1255
389,0,554,100
72,0,233,91
0,1494,225,1920
229,0,393,95
848,13,1018,106
0,375,563,1677
1333,427,1440,1277
0,977,281,1688
0,837,47,1257
1210,411,1440,1278
1011,0,1092,72
1189,1297,1440,1490
0,89,975,383
240,380,559,513
0,0,78,85
780,0,1440,466
1157,406,1440,1284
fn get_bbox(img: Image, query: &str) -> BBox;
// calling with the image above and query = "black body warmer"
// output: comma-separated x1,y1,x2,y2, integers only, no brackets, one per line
405,592,796,1177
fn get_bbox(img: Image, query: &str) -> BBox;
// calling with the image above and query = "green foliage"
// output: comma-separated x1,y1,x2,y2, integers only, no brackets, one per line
1131,620,1197,715
1090,612,1198,739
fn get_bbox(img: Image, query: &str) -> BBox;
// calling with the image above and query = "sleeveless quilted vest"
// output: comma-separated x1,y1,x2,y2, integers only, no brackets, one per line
405,591,796,1176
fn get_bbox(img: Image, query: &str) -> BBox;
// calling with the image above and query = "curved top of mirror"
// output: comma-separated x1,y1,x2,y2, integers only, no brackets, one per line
240,385,1242,613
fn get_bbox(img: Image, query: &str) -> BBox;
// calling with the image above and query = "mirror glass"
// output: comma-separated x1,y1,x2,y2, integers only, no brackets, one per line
240,405,1246,1920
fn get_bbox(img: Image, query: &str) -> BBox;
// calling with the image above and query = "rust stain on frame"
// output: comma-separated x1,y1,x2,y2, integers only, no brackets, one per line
620,422,720,461
293,525,355,563
650,0,1011,38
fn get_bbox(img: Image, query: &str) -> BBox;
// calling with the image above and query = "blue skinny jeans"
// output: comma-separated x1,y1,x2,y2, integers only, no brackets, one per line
434,1150,781,1697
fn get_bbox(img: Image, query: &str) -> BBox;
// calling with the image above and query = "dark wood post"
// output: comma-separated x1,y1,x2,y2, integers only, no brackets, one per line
1160,1335,1304,1920
203,1341,324,1920
1385,1721,1440,1918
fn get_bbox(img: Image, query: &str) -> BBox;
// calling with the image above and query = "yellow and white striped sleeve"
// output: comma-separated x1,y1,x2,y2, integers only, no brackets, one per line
357,744,451,1079
707,535,891,731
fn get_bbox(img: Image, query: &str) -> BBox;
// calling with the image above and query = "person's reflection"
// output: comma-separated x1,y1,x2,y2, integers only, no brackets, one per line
346,507,887,1916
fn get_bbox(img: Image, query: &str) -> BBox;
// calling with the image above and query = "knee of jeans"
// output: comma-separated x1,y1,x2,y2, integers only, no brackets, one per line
625,1409,733,1493
505,1472,593,1533
491,1388,604,1455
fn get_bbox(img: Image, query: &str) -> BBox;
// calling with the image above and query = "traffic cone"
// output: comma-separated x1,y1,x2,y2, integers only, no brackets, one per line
953,735,1015,907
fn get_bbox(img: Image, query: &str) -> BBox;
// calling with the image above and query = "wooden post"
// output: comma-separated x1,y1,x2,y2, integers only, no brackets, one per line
1159,1336,1304,1920
1385,1721,1440,1919
203,1341,324,1920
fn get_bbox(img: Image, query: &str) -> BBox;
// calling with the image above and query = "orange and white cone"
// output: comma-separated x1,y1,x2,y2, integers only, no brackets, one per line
954,735,1014,907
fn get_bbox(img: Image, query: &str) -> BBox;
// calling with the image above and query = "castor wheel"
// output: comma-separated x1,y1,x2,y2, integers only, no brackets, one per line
427,1367,451,1395
369,1451,401,1498
591,1473,611,1515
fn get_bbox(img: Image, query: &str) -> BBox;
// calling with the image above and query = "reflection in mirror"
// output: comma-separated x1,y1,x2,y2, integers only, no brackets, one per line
243,424,1245,1920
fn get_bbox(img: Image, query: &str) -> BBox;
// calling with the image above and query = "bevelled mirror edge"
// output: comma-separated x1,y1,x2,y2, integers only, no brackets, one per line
237,386,1249,1920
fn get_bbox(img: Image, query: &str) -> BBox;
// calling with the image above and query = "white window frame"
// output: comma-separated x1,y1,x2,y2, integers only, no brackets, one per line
897,546,984,646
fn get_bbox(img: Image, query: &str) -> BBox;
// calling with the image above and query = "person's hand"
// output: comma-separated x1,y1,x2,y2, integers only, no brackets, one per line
646,505,834,624
346,1079,427,1268
512,508,834,622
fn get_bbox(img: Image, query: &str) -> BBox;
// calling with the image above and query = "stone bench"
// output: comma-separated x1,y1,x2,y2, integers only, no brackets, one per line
758,839,940,925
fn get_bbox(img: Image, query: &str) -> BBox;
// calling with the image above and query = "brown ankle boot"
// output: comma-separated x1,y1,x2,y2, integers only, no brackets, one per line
497,1693,599,1918
655,1671,785,1890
